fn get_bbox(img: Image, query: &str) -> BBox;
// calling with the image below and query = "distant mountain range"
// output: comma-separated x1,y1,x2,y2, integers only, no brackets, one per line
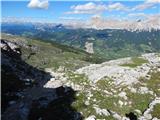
1,22,160,60
2,15,160,31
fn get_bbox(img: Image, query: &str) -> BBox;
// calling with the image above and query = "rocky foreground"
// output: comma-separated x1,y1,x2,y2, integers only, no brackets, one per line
44,53,160,120
1,37,160,120
76,53,160,85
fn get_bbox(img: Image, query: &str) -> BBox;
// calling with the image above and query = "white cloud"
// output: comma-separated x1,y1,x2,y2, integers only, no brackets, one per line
27,0,49,9
65,2,129,15
132,3,154,11
71,2,106,11
146,0,160,3
65,1,159,15
59,17,82,20
65,10,96,14
107,2,129,11
132,0,160,11
65,2,106,14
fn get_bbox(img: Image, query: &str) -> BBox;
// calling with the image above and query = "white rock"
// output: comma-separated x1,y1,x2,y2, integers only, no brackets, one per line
152,117,159,120
122,117,130,120
118,100,123,107
101,109,110,116
134,109,142,115
85,101,90,106
76,53,160,85
112,113,122,120
118,92,127,100
85,115,96,120
44,80,63,88
93,106,110,116
124,102,128,106
85,42,94,54
139,87,149,94
144,113,152,120
57,66,65,72
130,87,137,93
104,90,113,95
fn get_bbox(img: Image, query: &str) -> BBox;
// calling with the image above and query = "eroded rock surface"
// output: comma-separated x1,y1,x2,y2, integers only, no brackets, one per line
77,53,160,85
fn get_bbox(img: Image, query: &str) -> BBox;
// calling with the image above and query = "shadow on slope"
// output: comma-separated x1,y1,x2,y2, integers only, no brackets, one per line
28,87,82,120
1,39,83,120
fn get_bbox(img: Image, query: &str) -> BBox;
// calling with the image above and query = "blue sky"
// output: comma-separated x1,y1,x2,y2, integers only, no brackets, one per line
1,0,160,23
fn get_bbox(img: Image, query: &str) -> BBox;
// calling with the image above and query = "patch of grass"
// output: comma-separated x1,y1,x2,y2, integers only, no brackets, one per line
66,72,90,86
151,103,160,118
71,92,96,118
2,33,107,70
96,114,115,120
72,92,87,111
96,78,118,94
91,90,132,116
126,92,153,113
72,91,116,119
121,57,148,68
146,70,160,96
23,39,90,70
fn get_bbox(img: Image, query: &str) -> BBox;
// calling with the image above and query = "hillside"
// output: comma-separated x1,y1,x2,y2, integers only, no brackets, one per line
2,22,160,60
1,33,106,70
2,1,160,120
1,37,83,120
1,33,160,120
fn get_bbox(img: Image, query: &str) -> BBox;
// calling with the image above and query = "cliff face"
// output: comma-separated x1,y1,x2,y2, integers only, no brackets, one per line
1,39,82,120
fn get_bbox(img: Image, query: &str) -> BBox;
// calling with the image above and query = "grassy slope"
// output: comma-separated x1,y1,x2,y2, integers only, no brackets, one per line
1,33,106,70
69,72,158,119
120,57,149,68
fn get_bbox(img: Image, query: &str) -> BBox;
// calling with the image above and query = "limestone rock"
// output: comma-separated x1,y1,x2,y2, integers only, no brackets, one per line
44,80,63,88
93,106,110,116
85,42,94,54
118,100,124,107
77,53,160,85
118,92,127,100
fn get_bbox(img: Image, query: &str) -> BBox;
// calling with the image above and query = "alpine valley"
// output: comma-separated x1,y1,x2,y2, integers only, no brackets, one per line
1,1,160,119
1,20,160,120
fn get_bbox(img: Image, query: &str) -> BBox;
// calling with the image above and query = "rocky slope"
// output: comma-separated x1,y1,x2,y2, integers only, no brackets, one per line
76,53,160,85
1,38,83,120
42,54,160,120
1,34,160,120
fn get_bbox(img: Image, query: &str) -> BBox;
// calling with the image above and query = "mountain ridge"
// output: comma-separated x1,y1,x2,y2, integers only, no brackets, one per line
2,16,160,32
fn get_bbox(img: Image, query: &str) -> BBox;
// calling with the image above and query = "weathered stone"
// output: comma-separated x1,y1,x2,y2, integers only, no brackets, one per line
85,101,90,106
93,106,110,116
77,53,160,85
118,92,127,100
85,42,94,54
134,109,142,115
118,100,124,107
44,80,63,88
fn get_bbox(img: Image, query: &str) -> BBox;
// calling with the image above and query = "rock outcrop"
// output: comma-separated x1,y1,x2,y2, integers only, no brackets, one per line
85,42,94,54
77,53,160,85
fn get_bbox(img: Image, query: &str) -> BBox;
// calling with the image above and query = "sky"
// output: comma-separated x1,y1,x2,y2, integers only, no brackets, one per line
1,0,160,23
